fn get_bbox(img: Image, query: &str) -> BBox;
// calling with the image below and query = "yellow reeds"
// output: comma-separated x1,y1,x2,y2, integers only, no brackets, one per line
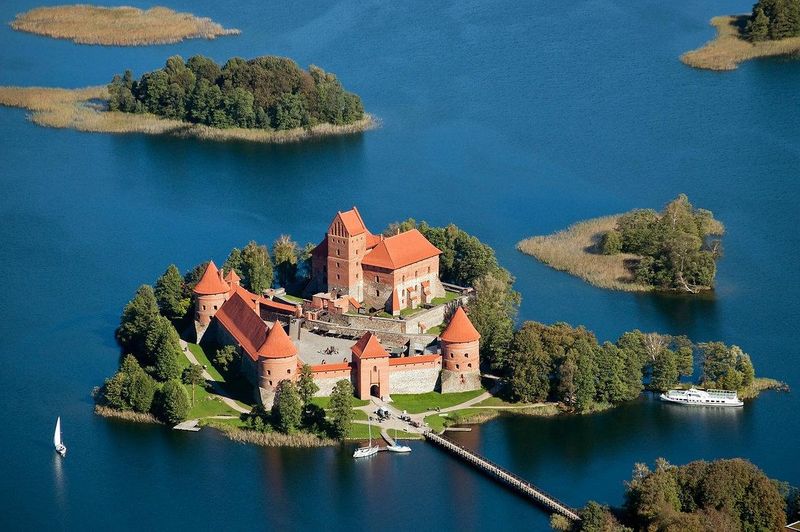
516,215,652,292
10,5,240,46
0,85,376,144
681,15,800,71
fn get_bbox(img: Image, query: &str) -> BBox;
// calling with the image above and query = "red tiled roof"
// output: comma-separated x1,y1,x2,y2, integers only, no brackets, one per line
365,232,383,250
259,296,298,314
440,306,481,343
231,284,259,309
224,269,241,284
389,354,441,366
214,292,267,361
257,322,297,358
361,229,441,270
347,296,361,310
351,332,389,359
337,207,367,236
193,261,230,295
309,362,352,373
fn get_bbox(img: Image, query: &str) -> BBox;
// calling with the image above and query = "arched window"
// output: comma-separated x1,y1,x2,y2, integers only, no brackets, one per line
286,369,291,374
267,370,271,375
376,289,380,296
467,363,472,368
373,365,377,372
456,364,460,369
450,353,454,358
465,353,469,358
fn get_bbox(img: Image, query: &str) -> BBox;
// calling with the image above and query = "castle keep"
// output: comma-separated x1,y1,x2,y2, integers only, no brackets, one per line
193,207,481,407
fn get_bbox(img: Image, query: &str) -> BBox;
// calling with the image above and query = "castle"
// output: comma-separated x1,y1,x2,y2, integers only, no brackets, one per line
192,208,482,407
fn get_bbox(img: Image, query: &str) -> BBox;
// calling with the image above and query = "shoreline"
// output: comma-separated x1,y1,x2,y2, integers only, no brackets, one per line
10,5,240,46
0,86,377,144
517,215,652,293
682,15,800,71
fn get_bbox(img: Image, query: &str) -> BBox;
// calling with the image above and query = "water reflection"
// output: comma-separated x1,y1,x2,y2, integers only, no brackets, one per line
633,290,720,339
52,453,66,514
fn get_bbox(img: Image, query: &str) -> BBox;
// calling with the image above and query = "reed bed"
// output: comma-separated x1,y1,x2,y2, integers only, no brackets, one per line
10,5,240,46
681,15,800,71
738,377,789,400
94,405,161,424
213,424,337,448
0,85,376,144
516,215,652,292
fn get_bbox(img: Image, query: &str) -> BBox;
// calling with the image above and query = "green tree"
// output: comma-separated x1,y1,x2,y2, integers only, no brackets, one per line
297,364,319,408
572,339,597,412
154,264,189,320
508,322,553,402
214,345,240,373
145,315,183,381
467,269,520,372
156,380,190,425
747,6,771,41
698,341,753,390
272,380,302,433
240,241,274,294
182,364,205,406
101,371,129,410
594,342,629,404
183,261,209,295
650,351,679,391
275,92,307,130
328,379,355,439
224,87,256,128
116,285,160,356
272,234,299,288
557,353,578,406
601,230,622,255
128,370,157,413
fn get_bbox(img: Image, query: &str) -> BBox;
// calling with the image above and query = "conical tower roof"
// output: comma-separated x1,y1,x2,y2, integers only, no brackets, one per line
440,306,480,343
224,268,241,284
258,322,297,358
193,261,230,295
351,332,389,359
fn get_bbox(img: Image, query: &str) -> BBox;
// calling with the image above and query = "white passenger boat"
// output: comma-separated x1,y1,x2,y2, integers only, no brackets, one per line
659,388,743,407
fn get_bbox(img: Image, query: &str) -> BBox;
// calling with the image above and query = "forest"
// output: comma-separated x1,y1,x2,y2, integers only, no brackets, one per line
108,55,365,130
747,0,800,41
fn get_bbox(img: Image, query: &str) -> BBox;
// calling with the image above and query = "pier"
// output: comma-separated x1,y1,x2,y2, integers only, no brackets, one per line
424,431,581,522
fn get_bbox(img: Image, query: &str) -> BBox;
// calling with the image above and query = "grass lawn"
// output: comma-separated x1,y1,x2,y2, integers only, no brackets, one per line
431,290,459,305
352,409,368,421
346,422,382,440
390,389,485,414
186,384,243,418
425,325,443,335
186,342,224,382
280,294,305,303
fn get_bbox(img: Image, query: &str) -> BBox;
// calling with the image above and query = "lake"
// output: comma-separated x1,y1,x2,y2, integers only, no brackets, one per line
0,0,797,530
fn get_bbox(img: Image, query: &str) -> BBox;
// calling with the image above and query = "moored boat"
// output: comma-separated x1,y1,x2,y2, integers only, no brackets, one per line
353,420,379,458
659,388,743,407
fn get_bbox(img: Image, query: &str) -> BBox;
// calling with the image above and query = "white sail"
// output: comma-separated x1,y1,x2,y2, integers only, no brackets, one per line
54,417,62,448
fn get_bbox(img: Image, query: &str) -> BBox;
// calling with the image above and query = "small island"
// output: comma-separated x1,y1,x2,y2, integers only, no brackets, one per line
517,195,724,293
0,55,374,144
10,5,239,46
682,1,800,71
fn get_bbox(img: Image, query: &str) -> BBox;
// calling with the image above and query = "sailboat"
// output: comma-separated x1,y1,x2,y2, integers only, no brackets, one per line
54,417,67,457
352,421,379,458
386,427,411,453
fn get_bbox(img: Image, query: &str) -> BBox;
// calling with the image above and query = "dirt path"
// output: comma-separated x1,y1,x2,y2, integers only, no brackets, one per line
179,340,250,415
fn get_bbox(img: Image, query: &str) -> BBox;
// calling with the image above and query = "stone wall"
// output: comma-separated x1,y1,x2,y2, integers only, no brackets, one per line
304,318,437,349
440,369,482,393
310,366,352,396
388,357,441,394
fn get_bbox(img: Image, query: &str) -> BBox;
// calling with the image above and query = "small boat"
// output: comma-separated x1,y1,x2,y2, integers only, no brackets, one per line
54,416,67,457
353,421,379,458
386,428,411,453
659,388,743,407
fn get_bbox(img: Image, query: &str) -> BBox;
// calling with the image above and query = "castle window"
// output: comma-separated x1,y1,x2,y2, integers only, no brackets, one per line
402,275,405,282
213,305,218,310
428,266,431,273
456,364,460,369
465,353,469,357
286,369,291,374
356,273,359,279
373,366,377,371
269,380,273,386
267,370,271,375
336,274,340,280
468,363,472,368
336,249,340,256
202,305,207,310
375,275,379,282
376,289,380,296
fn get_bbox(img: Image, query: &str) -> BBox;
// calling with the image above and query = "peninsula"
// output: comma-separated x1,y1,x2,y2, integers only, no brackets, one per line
0,55,374,144
10,5,239,46
517,195,724,293
95,207,780,448
682,1,800,71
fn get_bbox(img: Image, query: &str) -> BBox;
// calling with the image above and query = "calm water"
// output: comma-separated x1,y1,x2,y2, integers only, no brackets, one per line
0,0,798,530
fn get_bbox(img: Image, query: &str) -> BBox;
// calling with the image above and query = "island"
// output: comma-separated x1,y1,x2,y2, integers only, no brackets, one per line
553,458,799,531
0,55,374,144
682,1,800,71
517,195,724,293
95,206,782,448
10,5,239,46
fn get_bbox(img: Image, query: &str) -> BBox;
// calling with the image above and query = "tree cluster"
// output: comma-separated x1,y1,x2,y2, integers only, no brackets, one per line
245,375,354,440
223,241,275,294
108,55,365,130
747,0,800,41
602,195,724,292
698,341,755,391
623,458,788,531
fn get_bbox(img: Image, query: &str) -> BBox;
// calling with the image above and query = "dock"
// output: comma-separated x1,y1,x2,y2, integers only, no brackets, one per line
424,431,580,522
173,419,201,432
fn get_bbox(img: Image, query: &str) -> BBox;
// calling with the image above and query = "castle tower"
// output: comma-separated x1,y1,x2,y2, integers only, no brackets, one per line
439,306,482,393
351,332,390,400
224,268,241,287
256,322,299,408
193,261,230,341
326,207,368,301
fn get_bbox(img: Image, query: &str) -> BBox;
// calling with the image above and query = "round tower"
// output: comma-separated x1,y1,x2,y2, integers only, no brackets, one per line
439,306,481,393
192,261,230,327
256,322,299,408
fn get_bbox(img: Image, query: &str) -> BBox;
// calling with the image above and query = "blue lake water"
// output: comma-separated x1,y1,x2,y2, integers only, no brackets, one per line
0,0,798,530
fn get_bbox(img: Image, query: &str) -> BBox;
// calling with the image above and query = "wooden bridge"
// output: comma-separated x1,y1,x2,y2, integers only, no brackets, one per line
424,431,581,522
